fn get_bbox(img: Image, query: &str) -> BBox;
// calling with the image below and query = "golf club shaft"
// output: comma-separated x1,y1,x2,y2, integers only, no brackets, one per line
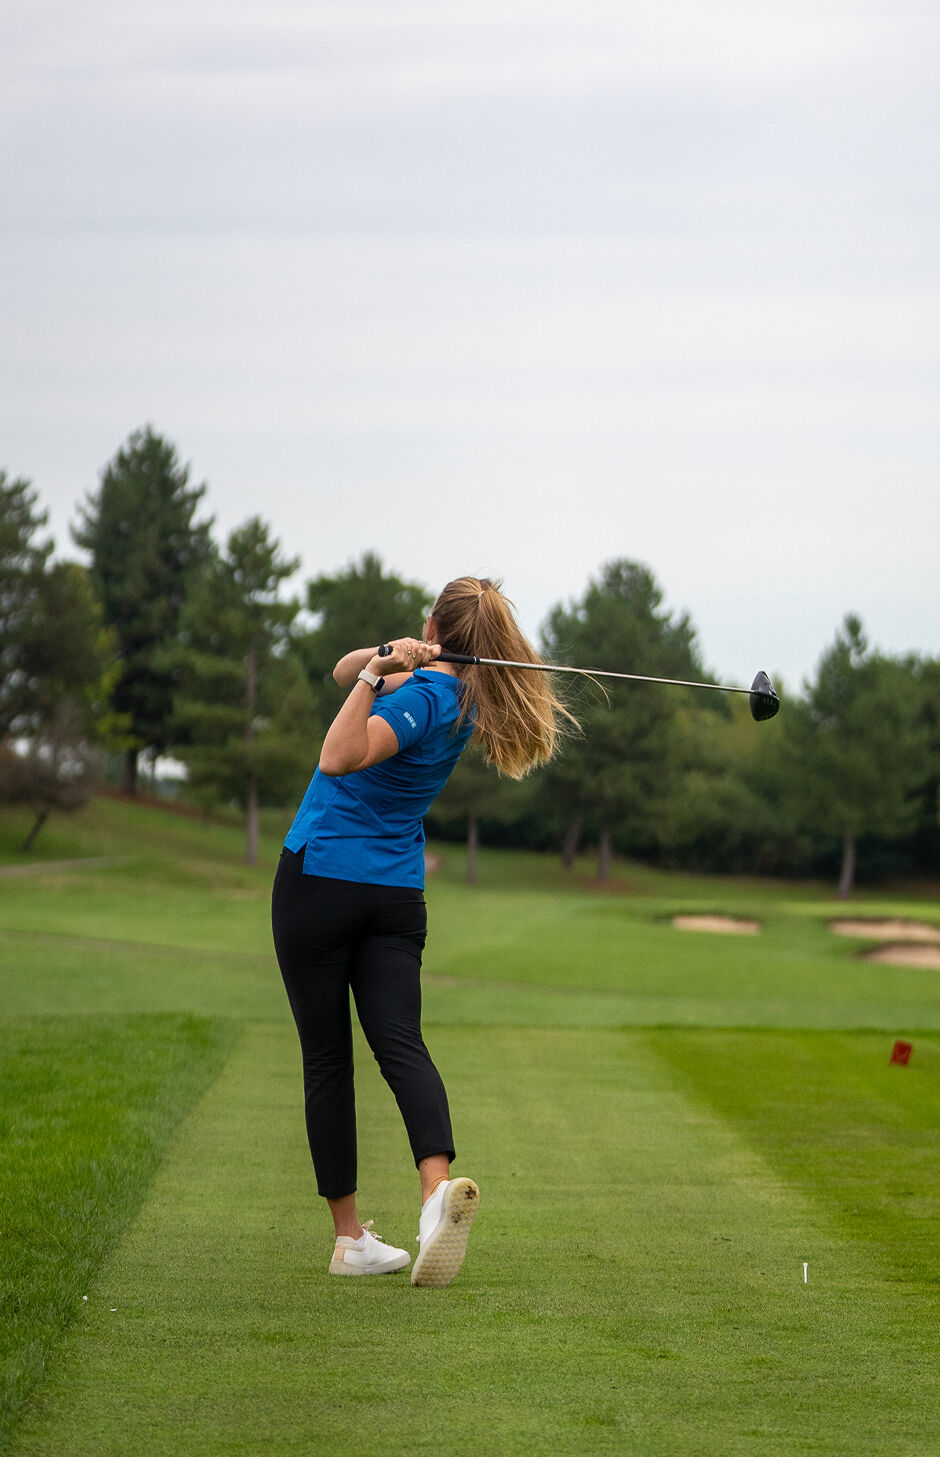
379,646,766,702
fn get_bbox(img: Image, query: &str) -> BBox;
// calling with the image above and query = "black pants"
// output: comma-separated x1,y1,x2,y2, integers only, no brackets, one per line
271,847,455,1199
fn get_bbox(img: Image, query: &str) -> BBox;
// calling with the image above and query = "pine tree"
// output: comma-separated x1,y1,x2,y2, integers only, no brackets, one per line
173,518,314,865
297,553,432,730
0,472,54,737
72,427,212,793
784,616,929,898
539,560,710,881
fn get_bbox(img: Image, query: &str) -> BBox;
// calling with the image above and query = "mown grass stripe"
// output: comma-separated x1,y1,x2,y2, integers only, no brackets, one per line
649,1029,940,1288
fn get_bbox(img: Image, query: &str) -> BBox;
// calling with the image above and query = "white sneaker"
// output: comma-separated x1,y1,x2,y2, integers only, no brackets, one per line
411,1177,480,1288
329,1220,411,1276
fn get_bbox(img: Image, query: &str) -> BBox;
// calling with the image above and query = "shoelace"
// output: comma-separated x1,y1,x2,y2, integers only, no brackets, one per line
360,1220,386,1243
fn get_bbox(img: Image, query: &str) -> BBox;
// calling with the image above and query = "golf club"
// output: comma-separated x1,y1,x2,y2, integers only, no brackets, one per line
378,647,780,721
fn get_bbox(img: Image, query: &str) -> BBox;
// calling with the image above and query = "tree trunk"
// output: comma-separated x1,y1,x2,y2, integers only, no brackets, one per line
246,775,259,867
245,639,258,866
20,806,50,853
123,747,138,796
245,638,257,719
561,816,582,870
597,825,612,883
466,814,479,885
837,832,856,901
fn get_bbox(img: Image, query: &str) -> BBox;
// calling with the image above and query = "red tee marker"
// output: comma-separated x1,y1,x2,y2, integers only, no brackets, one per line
889,1040,913,1066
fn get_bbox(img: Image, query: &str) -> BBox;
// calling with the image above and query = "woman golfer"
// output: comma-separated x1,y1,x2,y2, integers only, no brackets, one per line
272,576,568,1286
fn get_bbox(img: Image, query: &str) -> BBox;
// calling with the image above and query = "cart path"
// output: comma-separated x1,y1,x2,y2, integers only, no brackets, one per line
0,857,130,877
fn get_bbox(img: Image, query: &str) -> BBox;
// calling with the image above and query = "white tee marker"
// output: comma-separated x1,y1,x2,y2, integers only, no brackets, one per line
803,1263,808,1283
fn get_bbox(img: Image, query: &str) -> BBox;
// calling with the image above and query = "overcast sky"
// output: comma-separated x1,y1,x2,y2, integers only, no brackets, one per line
2,0,937,689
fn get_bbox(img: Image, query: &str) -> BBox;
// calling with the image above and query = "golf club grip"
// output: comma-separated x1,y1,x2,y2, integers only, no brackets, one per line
377,644,479,665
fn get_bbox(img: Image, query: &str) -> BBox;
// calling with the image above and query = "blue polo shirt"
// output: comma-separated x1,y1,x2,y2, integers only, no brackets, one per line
284,670,473,889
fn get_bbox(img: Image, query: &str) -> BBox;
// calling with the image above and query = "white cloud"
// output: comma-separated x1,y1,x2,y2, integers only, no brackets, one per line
0,0,918,119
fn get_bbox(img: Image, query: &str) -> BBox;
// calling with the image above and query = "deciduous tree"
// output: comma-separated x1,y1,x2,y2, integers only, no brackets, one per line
429,742,519,884
1,476,119,847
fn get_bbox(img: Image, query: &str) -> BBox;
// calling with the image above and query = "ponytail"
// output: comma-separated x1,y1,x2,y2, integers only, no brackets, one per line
430,577,576,779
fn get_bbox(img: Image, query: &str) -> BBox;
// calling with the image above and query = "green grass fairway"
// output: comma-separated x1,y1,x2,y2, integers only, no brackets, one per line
1,798,939,1455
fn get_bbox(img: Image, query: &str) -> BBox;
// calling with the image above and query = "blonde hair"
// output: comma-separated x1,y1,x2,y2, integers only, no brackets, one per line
430,576,575,779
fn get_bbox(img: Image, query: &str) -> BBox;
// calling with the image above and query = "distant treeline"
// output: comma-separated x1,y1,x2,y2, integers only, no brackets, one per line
2,427,938,894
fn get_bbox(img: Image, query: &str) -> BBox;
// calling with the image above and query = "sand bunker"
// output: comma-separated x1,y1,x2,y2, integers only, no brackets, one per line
672,915,760,935
829,919,940,943
865,944,940,971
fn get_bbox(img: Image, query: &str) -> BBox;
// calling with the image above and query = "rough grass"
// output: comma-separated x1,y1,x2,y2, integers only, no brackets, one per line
0,797,938,1455
0,1014,238,1451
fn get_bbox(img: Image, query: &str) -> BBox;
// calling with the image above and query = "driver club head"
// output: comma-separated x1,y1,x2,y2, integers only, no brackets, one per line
749,671,780,721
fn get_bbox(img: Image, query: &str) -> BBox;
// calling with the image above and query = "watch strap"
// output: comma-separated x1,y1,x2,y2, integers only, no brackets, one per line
357,668,385,693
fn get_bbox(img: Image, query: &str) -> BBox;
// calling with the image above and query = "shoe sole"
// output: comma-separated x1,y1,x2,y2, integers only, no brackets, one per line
329,1250,411,1276
411,1177,479,1288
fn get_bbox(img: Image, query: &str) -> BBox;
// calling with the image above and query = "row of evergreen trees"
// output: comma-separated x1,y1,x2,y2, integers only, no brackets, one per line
2,427,937,893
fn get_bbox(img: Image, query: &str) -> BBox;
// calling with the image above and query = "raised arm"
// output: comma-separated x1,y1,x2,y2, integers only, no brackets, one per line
320,638,439,776
333,646,384,687
333,637,438,689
